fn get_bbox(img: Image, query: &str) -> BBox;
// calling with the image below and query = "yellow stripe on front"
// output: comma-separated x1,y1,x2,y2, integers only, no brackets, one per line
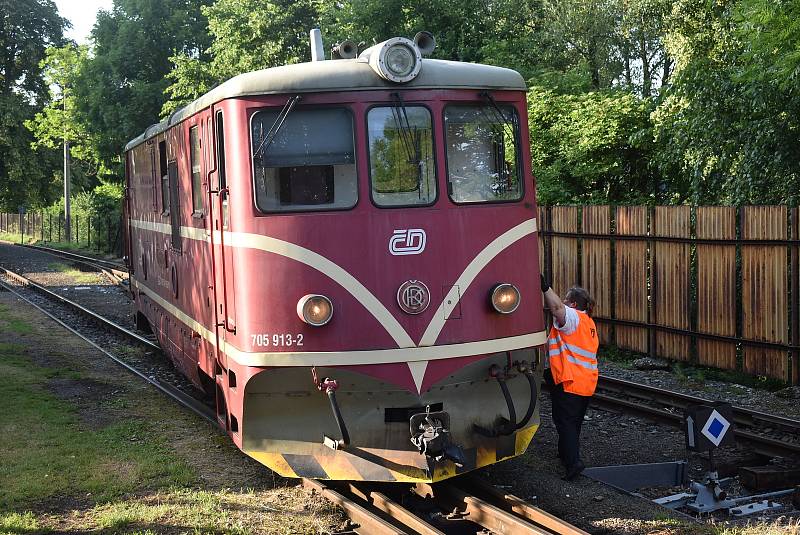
315,454,363,481
515,424,539,454
246,451,298,478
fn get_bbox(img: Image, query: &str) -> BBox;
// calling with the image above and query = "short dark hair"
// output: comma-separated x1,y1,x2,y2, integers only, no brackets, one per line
565,286,595,316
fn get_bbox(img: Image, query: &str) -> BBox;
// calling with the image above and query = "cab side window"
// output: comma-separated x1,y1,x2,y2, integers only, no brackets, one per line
251,107,357,213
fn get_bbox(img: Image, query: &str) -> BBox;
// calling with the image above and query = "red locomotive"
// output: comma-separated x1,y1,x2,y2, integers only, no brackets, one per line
124,30,547,482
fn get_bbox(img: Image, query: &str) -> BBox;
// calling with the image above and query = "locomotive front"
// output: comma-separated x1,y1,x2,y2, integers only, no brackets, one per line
135,33,547,483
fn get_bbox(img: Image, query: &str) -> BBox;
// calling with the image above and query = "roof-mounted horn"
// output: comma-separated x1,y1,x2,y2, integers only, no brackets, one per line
414,31,436,56
332,40,358,59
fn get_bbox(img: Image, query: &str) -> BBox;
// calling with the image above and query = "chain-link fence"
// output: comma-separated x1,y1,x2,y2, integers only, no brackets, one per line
0,211,124,257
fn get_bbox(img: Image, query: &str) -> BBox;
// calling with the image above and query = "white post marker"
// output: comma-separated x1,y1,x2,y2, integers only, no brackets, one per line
687,415,695,448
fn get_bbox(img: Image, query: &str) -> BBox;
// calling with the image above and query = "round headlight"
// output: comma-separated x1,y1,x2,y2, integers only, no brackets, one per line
365,37,422,83
385,44,415,77
297,294,333,326
491,284,521,314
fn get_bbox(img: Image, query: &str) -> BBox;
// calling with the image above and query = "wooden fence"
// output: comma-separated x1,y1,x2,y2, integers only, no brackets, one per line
538,206,800,384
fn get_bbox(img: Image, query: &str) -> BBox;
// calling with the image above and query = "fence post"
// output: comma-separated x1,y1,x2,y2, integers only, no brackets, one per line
792,207,799,385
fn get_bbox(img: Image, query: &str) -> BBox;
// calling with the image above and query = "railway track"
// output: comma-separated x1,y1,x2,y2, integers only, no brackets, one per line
20,243,129,285
0,264,586,534
593,376,800,458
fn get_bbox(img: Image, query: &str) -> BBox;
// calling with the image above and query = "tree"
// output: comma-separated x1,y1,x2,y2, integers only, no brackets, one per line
163,0,520,114
529,88,656,205
73,0,213,181
25,45,101,190
163,0,319,115
540,0,622,91
323,0,498,63
618,0,672,97
0,0,67,210
652,0,800,205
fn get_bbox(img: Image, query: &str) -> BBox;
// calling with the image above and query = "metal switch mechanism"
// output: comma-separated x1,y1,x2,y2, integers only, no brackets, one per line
410,405,466,467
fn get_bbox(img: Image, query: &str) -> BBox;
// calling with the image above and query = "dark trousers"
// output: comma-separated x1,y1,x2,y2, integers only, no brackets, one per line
545,369,590,470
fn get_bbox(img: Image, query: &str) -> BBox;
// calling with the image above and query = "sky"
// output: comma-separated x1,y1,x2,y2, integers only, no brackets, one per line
54,0,114,44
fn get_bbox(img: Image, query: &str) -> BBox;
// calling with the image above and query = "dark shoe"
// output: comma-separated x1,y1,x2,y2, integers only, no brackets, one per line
562,461,585,481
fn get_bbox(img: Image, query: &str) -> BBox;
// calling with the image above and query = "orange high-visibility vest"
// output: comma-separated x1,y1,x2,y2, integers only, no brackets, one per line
548,310,599,396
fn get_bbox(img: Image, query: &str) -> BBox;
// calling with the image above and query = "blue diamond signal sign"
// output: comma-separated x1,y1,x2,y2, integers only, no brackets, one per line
701,409,731,447
684,403,735,452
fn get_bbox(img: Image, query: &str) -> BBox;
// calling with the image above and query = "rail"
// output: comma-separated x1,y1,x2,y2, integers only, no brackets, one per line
0,265,152,350
306,478,589,534
20,243,129,285
0,273,211,424
593,376,800,458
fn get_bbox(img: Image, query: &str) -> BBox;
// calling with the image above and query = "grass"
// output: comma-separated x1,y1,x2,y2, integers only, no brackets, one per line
0,511,39,534
0,304,33,335
36,239,121,260
0,301,346,534
0,232,36,245
0,232,119,259
46,262,100,285
712,519,800,534
0,345,195,511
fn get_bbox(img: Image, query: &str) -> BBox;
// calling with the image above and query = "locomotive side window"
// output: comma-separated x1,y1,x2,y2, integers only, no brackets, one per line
159,140,169,214
367,106,435,207
215,111,229,228
167,160,181,251
189,126,203,215
444,105,522,203
251,107,357,212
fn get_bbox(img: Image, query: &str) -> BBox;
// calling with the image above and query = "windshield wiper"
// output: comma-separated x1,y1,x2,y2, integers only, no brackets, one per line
390,92,424,194
479,91,517,141
391,92,422,166
253,94,302,163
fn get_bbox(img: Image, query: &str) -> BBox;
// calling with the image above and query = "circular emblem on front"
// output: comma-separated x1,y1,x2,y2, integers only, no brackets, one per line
397,280,431,315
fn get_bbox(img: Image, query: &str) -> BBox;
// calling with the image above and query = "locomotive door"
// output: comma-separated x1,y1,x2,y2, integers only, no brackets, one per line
209,108,236,372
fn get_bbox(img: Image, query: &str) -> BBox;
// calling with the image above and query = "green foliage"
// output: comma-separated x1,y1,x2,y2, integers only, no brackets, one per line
6,0,800,209
0,95,62,211
0,0,67,102
651,0,800,205
529,87,656,205
24,44,106,193
0,0,67,211
163,0,320,114
324,0,498,62
73,0,213,180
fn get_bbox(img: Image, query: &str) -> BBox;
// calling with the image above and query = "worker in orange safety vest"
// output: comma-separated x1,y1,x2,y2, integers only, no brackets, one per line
540,275,599,480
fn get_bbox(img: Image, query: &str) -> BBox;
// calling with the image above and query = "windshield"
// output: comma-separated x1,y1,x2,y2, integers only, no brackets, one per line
367,106,436,207
251,107,357,212
444,105,522,203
